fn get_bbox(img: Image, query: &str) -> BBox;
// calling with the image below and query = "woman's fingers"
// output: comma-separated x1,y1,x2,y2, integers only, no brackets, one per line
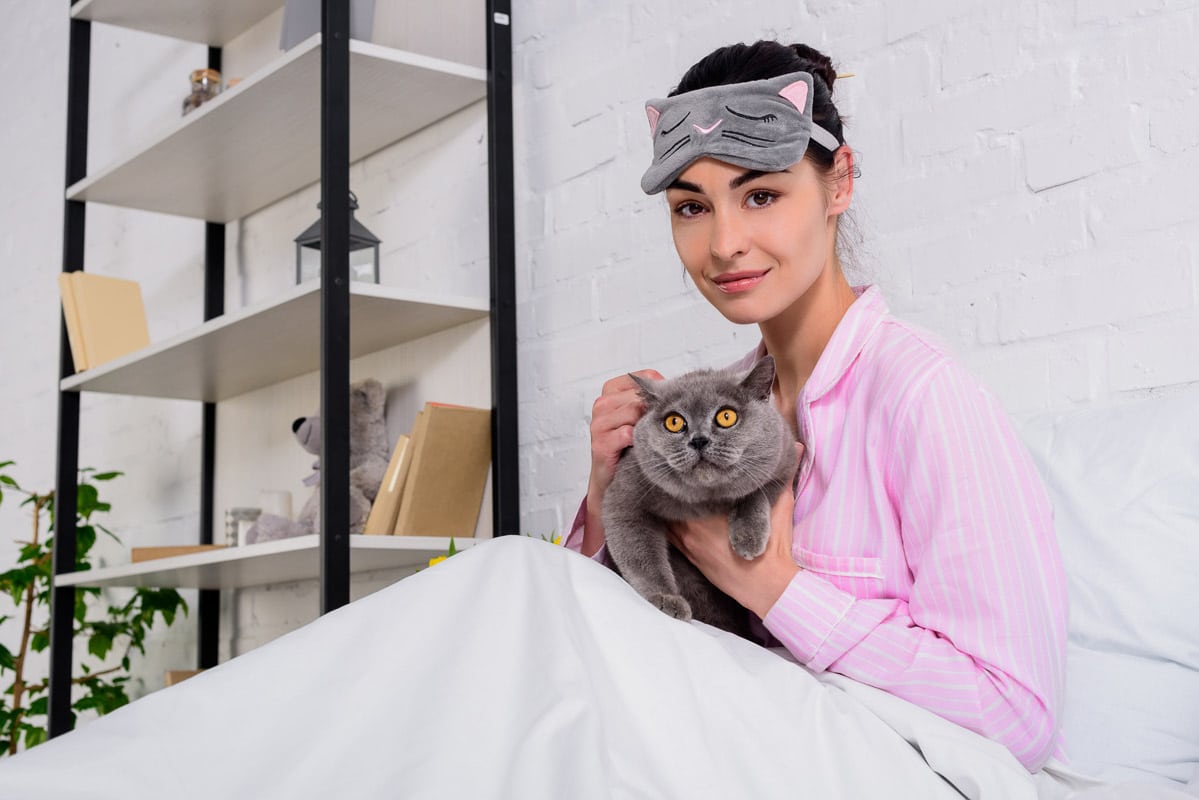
588,369,665,493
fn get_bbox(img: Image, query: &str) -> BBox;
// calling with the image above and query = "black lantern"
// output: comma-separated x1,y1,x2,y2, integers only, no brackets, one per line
294,191,381,284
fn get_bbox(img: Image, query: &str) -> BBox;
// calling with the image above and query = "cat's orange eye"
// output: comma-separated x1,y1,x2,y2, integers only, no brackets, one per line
714,408,738,428
663,413,687,433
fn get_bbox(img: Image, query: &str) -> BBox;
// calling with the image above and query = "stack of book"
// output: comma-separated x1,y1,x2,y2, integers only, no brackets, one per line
58,272,150,371
363,402,492,539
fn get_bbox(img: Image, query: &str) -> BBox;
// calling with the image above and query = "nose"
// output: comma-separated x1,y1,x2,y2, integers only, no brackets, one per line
688,436,710,451
709,208,748,262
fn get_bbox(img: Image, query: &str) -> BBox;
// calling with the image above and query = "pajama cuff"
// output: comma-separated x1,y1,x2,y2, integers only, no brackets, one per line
763,568,856,673
563,496,610,566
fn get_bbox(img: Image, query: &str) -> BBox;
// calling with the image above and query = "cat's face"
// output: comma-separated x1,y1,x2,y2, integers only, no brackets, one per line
630,356,787,500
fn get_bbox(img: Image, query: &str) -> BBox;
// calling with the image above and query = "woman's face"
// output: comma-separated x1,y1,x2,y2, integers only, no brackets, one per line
664,155,849,326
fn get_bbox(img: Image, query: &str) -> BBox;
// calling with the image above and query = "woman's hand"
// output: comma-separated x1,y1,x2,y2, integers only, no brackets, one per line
669,443,805,618
581,369,665,556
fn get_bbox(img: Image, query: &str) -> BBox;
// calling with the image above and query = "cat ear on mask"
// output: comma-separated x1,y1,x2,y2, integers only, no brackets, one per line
740,355,776,400
628,372,661,401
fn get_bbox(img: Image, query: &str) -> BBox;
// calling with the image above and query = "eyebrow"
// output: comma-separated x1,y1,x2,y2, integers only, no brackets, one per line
730,169,777,189
666,168,788,194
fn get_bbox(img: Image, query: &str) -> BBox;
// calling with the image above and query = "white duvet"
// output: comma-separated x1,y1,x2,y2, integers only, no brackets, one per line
0,537,1189,799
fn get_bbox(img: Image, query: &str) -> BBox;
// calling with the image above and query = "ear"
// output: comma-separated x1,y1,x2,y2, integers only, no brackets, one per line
827,146,855,217
778,79,810,113
740,355,776,400
628,372,660,401
645,104,661,136
363,378,384,410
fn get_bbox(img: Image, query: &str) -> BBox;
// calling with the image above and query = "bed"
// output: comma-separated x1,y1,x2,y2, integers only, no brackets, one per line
0,386,1195,799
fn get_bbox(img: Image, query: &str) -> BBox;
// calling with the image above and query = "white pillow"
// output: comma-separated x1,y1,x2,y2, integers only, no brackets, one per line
1016,385,1199,787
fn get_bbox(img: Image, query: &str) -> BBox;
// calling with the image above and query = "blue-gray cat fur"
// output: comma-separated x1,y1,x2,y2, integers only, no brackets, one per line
601,356,799,638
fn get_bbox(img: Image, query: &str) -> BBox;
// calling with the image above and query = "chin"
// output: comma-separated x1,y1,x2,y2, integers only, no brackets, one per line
689,460,725,485
709,296,775,326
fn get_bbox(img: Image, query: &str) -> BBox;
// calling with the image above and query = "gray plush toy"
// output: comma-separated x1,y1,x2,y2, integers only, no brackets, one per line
246,378,390,543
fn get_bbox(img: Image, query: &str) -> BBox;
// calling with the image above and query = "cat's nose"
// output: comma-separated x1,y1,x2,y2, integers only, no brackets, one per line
688,436,710,451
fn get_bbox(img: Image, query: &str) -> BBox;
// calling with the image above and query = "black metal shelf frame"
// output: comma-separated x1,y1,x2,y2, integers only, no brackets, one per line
50,0,518,737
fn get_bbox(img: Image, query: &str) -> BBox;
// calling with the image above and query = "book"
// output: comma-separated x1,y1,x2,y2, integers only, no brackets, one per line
58,272,151,371
164,669,204,687
393,403,491,538
362,432,413,535
131,544,227,562
57,273,88,371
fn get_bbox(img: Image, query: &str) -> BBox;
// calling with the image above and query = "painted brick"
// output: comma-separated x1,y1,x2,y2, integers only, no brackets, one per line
1146,91,1199,155
1108,315,1199,392
908,192,1088,294
1083,148,1199,244
532,278,594,336
595,259,692,322
940,10,1019,87
902,63,1072,158
1023,104,1147,192
997,242,1192,342
884,0,969,43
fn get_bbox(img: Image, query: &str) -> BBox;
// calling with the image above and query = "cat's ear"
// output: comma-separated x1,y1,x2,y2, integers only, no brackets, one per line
645,104,661,136
628,372,660,401
740,355,776,400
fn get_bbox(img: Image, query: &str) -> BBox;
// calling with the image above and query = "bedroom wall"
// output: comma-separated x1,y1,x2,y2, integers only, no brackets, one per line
513,0,1199,533
1,0,1196,726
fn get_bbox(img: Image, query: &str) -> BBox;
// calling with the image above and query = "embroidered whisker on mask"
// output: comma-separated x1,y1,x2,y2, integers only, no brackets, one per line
639,71,841,195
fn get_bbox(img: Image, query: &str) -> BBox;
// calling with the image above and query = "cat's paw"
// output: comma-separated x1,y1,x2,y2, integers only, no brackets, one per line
651,593,692,621
729,528,769,560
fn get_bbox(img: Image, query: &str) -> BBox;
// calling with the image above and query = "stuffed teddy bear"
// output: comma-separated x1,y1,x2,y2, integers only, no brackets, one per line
245,378,391,543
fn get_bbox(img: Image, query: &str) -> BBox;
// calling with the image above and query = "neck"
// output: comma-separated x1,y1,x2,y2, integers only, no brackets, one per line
760,260,857,403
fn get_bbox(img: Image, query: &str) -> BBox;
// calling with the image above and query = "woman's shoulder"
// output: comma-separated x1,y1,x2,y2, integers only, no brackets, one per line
859,312,957,388
854,309,996,421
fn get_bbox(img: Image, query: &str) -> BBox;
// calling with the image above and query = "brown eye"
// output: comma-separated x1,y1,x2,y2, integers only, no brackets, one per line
714,408,738,428
663,413,687,433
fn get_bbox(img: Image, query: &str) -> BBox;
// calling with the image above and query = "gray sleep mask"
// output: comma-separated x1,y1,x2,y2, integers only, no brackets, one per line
640,71,841,195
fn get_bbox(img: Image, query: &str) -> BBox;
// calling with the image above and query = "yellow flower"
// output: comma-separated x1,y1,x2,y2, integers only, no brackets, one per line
551,534,562,546
427,555,447,567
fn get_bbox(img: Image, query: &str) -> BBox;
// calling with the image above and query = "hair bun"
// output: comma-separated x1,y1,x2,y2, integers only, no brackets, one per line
789,43,837,92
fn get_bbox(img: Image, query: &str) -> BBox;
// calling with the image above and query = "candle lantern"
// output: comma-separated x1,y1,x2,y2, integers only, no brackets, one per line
295,191,381,284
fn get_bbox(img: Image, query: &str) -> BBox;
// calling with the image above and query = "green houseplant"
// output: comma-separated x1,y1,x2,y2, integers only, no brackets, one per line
0,460,188,754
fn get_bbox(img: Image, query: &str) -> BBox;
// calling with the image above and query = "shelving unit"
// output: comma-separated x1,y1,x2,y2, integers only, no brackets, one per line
67,35,488,222
70,0,281,45
62,281,489,401
51,0,517,738
55,535,477,590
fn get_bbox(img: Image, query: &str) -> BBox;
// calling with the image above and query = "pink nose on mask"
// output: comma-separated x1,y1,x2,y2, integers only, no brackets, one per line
693,119,723,135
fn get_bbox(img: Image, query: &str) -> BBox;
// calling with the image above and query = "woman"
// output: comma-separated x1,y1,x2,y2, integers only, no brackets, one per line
565,40,1068,772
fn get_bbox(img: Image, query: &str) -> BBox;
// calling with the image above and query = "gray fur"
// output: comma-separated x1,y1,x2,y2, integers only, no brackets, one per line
601,356,799,637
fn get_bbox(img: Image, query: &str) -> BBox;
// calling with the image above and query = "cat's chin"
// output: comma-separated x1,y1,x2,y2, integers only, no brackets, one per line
688,459,727,485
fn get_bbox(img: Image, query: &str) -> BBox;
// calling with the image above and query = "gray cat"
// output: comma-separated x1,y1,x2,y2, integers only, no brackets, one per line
601,356,799,638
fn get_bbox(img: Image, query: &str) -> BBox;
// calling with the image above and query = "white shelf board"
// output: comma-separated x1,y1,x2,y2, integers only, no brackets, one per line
55,534,478,590
61,281,489,402
67,35,487,222
70,0,283,46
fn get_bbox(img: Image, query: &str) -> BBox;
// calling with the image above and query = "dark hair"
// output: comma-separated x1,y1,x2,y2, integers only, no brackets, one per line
669,40,848,173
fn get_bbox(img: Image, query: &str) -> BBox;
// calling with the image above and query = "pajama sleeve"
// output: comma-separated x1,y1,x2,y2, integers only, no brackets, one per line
762,361,1068,771
562,496,611,566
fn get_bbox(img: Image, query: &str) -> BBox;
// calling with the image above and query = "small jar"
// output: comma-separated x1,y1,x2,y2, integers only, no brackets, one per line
182,68,222,116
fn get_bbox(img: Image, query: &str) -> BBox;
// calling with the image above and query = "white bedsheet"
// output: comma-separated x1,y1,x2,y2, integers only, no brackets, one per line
0,537,1190,799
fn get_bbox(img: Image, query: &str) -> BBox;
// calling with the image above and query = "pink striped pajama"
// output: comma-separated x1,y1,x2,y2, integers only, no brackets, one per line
566,285,1068,771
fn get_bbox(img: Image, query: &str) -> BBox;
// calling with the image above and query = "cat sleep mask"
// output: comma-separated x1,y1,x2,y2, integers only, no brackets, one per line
640,71,841,195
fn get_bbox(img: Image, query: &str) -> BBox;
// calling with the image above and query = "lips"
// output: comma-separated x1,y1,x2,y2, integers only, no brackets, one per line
711,270,768,294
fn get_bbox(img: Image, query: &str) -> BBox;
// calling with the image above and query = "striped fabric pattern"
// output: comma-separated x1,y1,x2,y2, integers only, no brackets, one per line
567,285,1068,771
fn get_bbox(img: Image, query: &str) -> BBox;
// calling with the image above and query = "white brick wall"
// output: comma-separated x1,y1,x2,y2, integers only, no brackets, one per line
513,0,1199,533
2,0,1197,718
